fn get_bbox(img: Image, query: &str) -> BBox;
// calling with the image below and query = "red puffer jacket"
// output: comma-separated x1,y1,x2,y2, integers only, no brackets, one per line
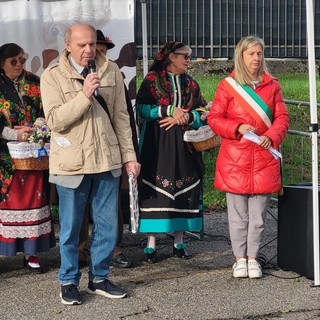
207,72,289,194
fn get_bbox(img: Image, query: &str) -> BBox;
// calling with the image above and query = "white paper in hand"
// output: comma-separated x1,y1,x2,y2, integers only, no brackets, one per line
243,131,282,160
128,172,140,233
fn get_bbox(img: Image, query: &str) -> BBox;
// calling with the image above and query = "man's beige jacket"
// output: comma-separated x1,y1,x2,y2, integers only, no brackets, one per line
40,50,136,176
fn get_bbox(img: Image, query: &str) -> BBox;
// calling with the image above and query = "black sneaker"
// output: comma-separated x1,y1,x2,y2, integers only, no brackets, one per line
86,279,127,299
60,284,81,305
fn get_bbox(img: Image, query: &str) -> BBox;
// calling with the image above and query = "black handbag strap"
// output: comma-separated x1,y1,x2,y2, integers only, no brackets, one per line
76,78,115,132
93,94,115,131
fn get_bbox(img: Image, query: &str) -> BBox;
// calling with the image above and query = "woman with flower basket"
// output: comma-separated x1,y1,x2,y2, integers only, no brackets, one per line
0,43,55,272
136,41,207,262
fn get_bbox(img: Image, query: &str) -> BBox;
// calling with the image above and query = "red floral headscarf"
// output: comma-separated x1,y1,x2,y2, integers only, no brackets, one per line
149,41,185,72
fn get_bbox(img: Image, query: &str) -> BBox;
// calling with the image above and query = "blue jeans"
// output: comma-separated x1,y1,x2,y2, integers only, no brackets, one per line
56,172,119,286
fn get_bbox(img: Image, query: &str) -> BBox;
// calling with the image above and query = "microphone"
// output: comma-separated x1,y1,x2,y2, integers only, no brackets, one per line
88,60,99,97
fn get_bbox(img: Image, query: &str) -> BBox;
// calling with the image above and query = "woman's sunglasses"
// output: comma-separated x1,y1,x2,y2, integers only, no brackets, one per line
9,57,26,66
174,53,192,60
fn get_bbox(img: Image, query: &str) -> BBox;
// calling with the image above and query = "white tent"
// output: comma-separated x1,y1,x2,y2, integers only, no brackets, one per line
0,0,135,90
305,0,319,286
141,0,148,77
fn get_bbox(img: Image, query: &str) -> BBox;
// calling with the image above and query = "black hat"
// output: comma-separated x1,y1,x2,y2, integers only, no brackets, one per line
96,29,115,50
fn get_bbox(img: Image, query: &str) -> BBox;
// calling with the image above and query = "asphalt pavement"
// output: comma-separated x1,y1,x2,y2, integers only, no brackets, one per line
1,209,320,320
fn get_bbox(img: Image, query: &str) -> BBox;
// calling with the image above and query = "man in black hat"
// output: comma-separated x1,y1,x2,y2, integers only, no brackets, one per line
78,29,138,269
96,29,115,53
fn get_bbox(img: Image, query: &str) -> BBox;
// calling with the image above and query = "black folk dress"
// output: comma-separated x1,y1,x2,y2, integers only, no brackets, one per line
136,69,206,233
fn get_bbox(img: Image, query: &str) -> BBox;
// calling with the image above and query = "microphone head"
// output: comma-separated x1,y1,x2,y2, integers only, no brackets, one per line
88,60,96,72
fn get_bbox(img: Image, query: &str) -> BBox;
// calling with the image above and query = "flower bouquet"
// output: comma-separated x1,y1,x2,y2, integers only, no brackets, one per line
7,117,51,170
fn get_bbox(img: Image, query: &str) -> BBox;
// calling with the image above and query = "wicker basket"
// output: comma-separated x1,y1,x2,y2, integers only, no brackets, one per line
7,142,50,170
183,125,221,152
192,135,221,152
11,156,49,170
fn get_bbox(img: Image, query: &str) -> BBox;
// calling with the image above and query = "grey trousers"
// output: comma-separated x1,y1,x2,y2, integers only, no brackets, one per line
226,193,271,258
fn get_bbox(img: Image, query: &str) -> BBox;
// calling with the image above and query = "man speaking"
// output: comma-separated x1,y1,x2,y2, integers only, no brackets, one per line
40,23,140,305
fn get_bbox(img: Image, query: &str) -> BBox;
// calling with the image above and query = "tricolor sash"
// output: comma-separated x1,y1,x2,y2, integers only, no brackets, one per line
222,77,273,131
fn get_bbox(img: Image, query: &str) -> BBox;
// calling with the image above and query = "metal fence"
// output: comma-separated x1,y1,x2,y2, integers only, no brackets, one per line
282,99,320,186
135,0,320,60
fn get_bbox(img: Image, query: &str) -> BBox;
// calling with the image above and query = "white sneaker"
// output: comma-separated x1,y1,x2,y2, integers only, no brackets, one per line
232,258,248,278
248,259,262,279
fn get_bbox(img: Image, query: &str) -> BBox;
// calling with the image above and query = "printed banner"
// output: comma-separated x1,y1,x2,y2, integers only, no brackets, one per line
0,0,136,100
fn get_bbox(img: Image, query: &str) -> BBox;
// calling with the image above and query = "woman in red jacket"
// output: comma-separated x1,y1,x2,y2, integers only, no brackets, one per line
207,36,289,279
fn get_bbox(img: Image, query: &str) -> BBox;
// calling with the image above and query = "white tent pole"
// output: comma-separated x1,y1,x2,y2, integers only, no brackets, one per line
141,0,148,77
305,0,320,286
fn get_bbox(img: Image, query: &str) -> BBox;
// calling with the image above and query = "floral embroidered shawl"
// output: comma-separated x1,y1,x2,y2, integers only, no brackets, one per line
136,68,206,119
0,68,43,201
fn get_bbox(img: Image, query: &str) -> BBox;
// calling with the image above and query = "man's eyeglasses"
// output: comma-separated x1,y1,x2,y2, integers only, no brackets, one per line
9,57,26,66
174,53,192,60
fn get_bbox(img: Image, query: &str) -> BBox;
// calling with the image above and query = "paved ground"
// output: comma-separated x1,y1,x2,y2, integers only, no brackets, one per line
1,209,320,320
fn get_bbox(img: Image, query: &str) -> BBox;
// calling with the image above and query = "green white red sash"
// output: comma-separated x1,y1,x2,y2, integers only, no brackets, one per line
222,77,273,131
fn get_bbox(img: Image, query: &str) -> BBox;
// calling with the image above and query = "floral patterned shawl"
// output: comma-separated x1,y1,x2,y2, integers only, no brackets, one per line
136,68,206,120
0,68,43,201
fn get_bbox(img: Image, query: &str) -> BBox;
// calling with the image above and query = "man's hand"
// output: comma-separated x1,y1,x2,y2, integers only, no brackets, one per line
124,161,141,179
82,72,100,98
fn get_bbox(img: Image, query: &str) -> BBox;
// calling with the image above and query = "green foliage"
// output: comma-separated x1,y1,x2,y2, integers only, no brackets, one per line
279,74,311,101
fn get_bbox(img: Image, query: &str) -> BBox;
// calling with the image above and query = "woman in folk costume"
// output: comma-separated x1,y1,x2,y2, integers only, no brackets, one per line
136,41,207,262
0,43,55,272
207,36,289,278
